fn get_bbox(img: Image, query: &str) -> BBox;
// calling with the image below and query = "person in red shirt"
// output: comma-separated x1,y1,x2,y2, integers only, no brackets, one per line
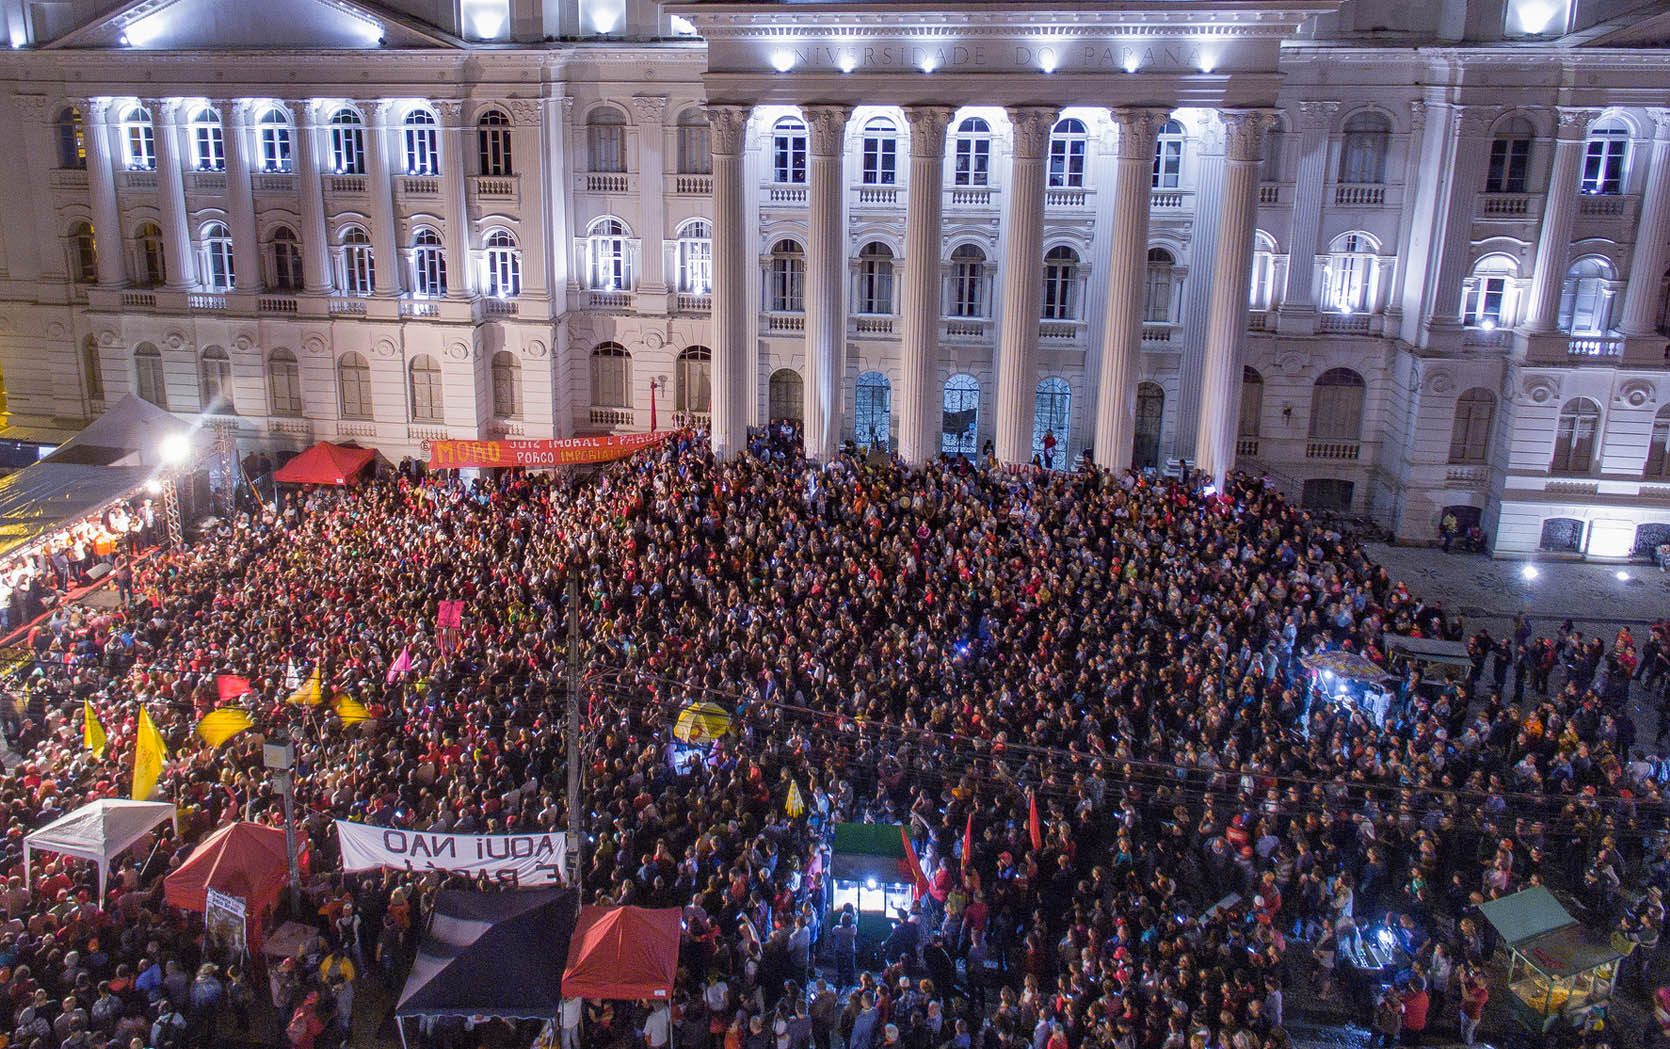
1458,967,1488,1046
1399,975,1430,1046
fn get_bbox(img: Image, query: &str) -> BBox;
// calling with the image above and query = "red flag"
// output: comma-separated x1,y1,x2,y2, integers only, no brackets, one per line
961,812,974,875
650,379,658,432
1028,792,1043,853
898,826,928,900
215,675,251,702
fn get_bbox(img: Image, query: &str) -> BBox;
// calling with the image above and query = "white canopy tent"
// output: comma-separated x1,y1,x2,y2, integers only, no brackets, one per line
24,799,175,901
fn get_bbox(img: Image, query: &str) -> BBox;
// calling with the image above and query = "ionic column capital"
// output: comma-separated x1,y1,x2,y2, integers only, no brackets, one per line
801,105,851,156
706,105,752,155
902,106,954,158
1108,107,1172,157
1006,106,1058,160
1220,109,1280,163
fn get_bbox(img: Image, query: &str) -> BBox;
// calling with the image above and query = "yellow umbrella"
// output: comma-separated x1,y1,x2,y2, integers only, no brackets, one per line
673,700,731,743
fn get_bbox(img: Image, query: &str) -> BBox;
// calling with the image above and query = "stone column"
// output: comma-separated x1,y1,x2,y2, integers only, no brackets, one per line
1421,105,1498,339
83,99,128,287
151,98,196,291
1276,101,1338,331
708,105,752,459
1196,111,1276,488
1620,109,1670,339
1522,108,1594,333
365,100,400,295
898,106,952,465
802,104,850,462
1092,107,1169,469
436,100,471,297
291,100,332,293
631,95,669,305
221,99,262,293
507,99,549,298
993,106,1055,465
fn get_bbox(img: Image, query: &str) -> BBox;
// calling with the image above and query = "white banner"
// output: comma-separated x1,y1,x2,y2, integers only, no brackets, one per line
334,821,568,887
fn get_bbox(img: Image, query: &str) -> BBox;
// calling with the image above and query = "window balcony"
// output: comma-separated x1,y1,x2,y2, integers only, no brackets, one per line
854,185,901,207
764,184,808,206
589,290,632,309
259,295,299,314
1150,190,1187,210
1568,335,1624,359
121,291,157,310
253,173,297,195
400,299,441,319
188,293,227,311
186,171,227,194
581,172,633,194
1257,183,1284,206
943,318,989,339
1044,186,1088,209
676,293,710,313
398,176,441,200
589,407,634,427
1235,437,1260,457
1445,465,1488,487
1247,310,1275,332
479,298,519,317
1038,320,1082,341
764,312,804,333
1319,312,1375,334
1462,327,1512,348
408,425,449,443
851,315,895,336
673,174,712,195
326,174,368,197
1479,193,1534,217
49,169,89,191
1141,323,1175,345
335,420,378,438
328,297,368,315
1306,441,1361,461
1577,193,1633,218
117,171,158,192
1333,184,1385,207
468,174,519,207
947,187,994,207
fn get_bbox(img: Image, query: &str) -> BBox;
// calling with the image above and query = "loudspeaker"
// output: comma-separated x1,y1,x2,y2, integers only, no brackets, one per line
84,562,112,583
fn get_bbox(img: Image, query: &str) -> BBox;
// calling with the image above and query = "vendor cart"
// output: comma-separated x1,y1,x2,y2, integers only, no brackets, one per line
1300,648,1393,728
1382,634,1472,681
1478,886,1623,1036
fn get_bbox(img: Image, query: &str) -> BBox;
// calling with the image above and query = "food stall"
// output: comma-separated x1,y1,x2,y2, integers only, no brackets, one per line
1383,634,1472,680
1478,886,1623,1035
667,699,732,773
828,822,917,943
1300,649,1393,728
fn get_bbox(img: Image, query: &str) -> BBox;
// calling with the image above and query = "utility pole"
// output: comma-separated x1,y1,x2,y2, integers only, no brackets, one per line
566,554,583,888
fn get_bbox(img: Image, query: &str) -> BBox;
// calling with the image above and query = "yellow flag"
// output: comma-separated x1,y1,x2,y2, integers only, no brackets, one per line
785,780,805,818
196,708,254,748
132,706,167,800
332,693,372,725
287,667,322,707
83,701,107,760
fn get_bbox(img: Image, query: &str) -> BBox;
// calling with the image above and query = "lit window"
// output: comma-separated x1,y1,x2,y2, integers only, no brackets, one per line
269,226,303,291
484,229,521,298
676,219,712,295
1042,246,1079,320
954,118,990,187
1048,118,1087,189
856,242,894,314
1558,257,1615,335
773,117,808,184
588,107,627,173
477,109,513,176
56,107,86,170
202,222,235,291
1339,111,1391,184
258,107,293,173
1323,232,1380,314
587,218,630,291
403,110,440,176
949,244,987,318
340,226,375,295
121,106,155,171
1582,119,1629,195
329,108,366,175
1485,118,1532,194
1152,120,1183,189
411,228,447,297
190,107,225,172
861,117,897,186
768,240,804,313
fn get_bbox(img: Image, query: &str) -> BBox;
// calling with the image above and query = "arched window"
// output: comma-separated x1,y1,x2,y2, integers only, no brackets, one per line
68,222,97,284
135,223,166,286
772,117,807,184
768,368,803,423
676,219,713,295
268,348,302,416
269,226,302,291
1250,231,1279,311
954,118,991,187
677,109,711,175
1486,116,1533,193
201,222,235,291
942,374,979,456
329,108,366,174
768,239,804,313
590,342,631,408
1582,118,1630,195
1033,377,1071,466
403,109,440,176
677,346,712,415
56,107,86,169
410,228,446,297
490,350,521,419
949,244,987,318
1144,248,1176,324
1462,254,1518,329
1239,367,1264,439
1133,382,1165,470
861,117,898,186
199,346,232,411
83,338,104,402
1261,120,1284,183
1551,397,1601,473
1048,118,1087,189
1042,246,1079,320
337,351,373,419
1323,232,1380,314
1646,405,1670,479
121,106,155,171
586,218,630,291
257,107,293,173
190,107,225,172
1152,120,1184,189
1339,111,1391,184
484,229,521,298
856,242,894,314
588,106,627,173
1449,388,1496,464
855,371,891,450
340,226,375,295
1308,368,1366,441
477,109,512,176
1558,257,1615,335
408,353,444,422
134,343,167,408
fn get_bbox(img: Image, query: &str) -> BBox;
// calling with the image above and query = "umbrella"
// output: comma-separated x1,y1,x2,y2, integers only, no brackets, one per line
672,701,731,743
1301,649,1389,682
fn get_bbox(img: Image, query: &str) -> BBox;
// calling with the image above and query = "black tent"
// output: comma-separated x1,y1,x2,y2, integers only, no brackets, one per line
395,888,578,1029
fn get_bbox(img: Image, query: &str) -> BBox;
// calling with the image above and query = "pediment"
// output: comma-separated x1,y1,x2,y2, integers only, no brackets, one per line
48,0,459,50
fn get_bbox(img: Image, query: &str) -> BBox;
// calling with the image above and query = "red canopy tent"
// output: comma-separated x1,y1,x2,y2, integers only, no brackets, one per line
163,822,290,951
272,442,376,486
560,905,682,1000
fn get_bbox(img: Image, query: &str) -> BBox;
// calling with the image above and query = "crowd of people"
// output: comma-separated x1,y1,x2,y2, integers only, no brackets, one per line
0,497,153,638
0,429,1666,1049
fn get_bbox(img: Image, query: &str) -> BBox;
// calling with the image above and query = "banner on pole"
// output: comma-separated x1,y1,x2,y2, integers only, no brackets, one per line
427,432,672,470
334,821,568,886
204,888,248,959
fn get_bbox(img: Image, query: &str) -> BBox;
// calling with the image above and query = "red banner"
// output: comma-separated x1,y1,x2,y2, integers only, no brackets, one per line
427,432,672,470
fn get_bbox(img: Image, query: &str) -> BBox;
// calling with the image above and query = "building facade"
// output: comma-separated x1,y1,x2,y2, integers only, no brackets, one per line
0,0,1668,555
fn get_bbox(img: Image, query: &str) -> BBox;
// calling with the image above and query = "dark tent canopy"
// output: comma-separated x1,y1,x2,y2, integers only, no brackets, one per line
0,463,151,561
396,888,578,1021
272,442,376,486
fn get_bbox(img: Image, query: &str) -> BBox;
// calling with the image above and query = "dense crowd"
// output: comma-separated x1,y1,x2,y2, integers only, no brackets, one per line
0,430,1666,1049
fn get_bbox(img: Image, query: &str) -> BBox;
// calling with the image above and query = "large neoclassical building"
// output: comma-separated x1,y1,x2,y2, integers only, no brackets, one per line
0,0,1667,554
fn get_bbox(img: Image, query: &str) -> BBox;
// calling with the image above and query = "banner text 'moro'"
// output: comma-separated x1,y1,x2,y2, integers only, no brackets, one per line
427,431,673,470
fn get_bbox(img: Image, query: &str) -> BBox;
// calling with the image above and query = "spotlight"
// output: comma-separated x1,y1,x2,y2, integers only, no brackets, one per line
1521,564,1539,581
1616,570,1630,582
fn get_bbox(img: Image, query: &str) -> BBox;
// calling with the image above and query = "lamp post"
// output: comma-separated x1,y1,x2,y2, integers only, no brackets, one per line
262,735,305,912
156,433,193,547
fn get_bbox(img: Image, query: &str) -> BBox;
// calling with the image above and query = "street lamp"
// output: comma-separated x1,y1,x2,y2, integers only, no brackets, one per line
262,735,305,912
154,433,194,547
